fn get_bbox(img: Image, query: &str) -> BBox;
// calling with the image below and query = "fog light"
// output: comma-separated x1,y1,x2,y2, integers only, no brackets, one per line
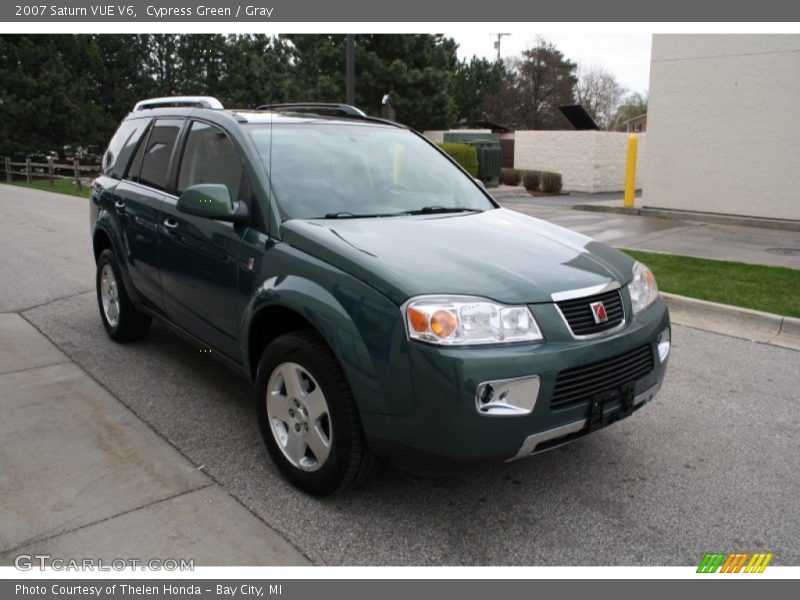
477,383,495,405
475,375,540,416
658,327,671,362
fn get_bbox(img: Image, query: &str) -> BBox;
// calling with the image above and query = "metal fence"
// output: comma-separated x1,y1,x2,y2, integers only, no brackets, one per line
2,156,100,193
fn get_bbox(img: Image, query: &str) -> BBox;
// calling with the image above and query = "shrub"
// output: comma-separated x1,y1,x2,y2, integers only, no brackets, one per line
522,170,540,193
501,168,522,186
437,143,478,178
541,171,563,194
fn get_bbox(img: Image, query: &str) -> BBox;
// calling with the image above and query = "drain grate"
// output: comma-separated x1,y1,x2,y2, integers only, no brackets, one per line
765,248,800,257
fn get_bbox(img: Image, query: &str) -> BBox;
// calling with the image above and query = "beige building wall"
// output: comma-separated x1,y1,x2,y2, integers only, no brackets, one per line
643,34,800,221
422,130,446,143
422,129,492,144
514,131,646,193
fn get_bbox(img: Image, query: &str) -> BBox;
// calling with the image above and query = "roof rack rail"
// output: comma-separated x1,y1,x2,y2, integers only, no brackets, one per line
255,103,367,118
133,96,224,111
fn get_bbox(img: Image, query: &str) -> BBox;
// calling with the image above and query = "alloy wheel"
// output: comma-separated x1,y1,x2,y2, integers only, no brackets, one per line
266,362,333,472
99,263,120,328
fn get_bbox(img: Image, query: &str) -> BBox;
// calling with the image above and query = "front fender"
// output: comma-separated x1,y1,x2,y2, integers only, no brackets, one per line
243,270,413,417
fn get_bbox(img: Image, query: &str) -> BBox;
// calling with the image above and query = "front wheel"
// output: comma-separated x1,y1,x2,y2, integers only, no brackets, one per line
255,330,376,495
95,249,151,342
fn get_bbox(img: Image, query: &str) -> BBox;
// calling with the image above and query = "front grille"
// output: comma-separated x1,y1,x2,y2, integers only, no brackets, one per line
556,289,624,337
550,344,654,409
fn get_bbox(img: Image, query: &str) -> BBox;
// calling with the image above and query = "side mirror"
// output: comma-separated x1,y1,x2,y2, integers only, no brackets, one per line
177,184,249,225
473,177,486,190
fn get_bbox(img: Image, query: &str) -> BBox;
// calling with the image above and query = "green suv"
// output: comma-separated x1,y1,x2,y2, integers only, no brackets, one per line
91,96,670,495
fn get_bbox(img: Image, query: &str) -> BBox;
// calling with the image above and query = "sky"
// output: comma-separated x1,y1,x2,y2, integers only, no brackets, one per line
447,32,653,94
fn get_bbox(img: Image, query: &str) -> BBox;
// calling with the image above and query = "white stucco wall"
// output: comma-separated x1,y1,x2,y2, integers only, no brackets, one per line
643,34,800,221
514,131,646,193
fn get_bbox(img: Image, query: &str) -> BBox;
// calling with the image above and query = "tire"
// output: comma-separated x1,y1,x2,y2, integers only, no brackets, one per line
96,248,151,342
255,330,376,495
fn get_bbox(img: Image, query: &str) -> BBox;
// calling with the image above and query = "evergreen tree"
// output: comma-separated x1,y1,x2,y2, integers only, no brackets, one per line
0,35,106,154
284,34,459,131
453,56,507,124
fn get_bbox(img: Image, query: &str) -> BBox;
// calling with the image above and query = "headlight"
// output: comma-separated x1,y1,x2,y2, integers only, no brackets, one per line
404,296,543,345
629,261,659,314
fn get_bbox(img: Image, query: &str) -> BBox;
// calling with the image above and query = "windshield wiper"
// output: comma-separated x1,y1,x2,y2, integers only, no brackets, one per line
321,207,485,219
321,211,401,219
404,206,484,215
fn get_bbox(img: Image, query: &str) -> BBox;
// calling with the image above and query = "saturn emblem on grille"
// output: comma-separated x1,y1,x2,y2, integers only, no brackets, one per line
590,301,608,324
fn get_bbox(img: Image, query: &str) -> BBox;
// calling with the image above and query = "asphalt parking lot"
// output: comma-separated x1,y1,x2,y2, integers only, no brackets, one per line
1,185,798,566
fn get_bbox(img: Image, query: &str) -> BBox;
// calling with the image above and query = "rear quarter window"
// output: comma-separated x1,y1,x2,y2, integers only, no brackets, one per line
102,119,149,179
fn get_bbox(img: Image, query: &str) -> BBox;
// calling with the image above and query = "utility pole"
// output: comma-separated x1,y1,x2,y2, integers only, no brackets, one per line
493,33,510,61
346,34,355,106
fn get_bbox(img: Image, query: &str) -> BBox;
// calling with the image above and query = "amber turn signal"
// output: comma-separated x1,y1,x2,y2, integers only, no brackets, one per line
430,310,457,338
407,307,429,333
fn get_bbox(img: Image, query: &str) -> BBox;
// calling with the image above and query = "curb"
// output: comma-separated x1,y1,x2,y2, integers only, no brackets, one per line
490,187,536,199
661,292,800,351
490,186,572,199
573,203,800,231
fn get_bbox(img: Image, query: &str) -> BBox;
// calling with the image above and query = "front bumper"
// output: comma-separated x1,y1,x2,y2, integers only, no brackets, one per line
508,381,660,460
362,297,670,468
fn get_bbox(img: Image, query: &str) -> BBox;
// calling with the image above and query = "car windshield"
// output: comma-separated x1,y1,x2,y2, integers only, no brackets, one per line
246,121,494,220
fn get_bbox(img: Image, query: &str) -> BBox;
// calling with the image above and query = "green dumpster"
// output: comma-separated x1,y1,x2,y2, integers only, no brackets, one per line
442,132,502,188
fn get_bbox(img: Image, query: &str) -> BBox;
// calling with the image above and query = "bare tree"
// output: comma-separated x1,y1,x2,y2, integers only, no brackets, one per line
609,91,648,131
575,63,626,130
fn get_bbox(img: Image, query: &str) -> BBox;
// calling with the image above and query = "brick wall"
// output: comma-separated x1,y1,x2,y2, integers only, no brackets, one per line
513,130,646,193
626,115,647,132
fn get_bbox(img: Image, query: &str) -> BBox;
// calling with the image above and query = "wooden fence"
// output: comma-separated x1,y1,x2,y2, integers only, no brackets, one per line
2,157,100,194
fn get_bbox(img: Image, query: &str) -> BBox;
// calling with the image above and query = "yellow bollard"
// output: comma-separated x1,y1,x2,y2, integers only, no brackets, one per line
624,134,638,208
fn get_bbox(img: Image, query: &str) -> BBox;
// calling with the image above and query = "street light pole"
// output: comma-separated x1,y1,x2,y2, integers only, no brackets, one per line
346,34,355,106
493,33,510,61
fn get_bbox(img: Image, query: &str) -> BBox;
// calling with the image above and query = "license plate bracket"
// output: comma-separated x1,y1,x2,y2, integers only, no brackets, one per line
588,383,635,430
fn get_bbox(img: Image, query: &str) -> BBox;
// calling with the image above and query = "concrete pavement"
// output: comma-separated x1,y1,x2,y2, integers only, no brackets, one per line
495,193,800,270
0,176,330,563
0,185,95,313
0,184,308,565
0,312,309,565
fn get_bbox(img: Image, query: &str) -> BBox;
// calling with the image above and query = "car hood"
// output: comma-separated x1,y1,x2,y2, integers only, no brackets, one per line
279,208,635,305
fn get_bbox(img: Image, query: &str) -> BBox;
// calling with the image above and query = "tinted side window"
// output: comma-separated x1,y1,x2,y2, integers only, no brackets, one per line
126,127,148,182
137,119,183,191
103,119,148,178
177,121,243,200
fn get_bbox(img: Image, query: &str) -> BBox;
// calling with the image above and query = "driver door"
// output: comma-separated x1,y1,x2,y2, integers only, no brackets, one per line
158,120,250,360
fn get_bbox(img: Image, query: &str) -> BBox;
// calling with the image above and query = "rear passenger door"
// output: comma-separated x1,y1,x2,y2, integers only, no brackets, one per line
158,120,248,359
93,116,149,254
113,118,184,308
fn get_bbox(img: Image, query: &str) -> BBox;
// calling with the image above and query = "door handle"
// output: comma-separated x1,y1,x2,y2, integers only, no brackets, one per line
163,218,179,232
114,200,125,213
